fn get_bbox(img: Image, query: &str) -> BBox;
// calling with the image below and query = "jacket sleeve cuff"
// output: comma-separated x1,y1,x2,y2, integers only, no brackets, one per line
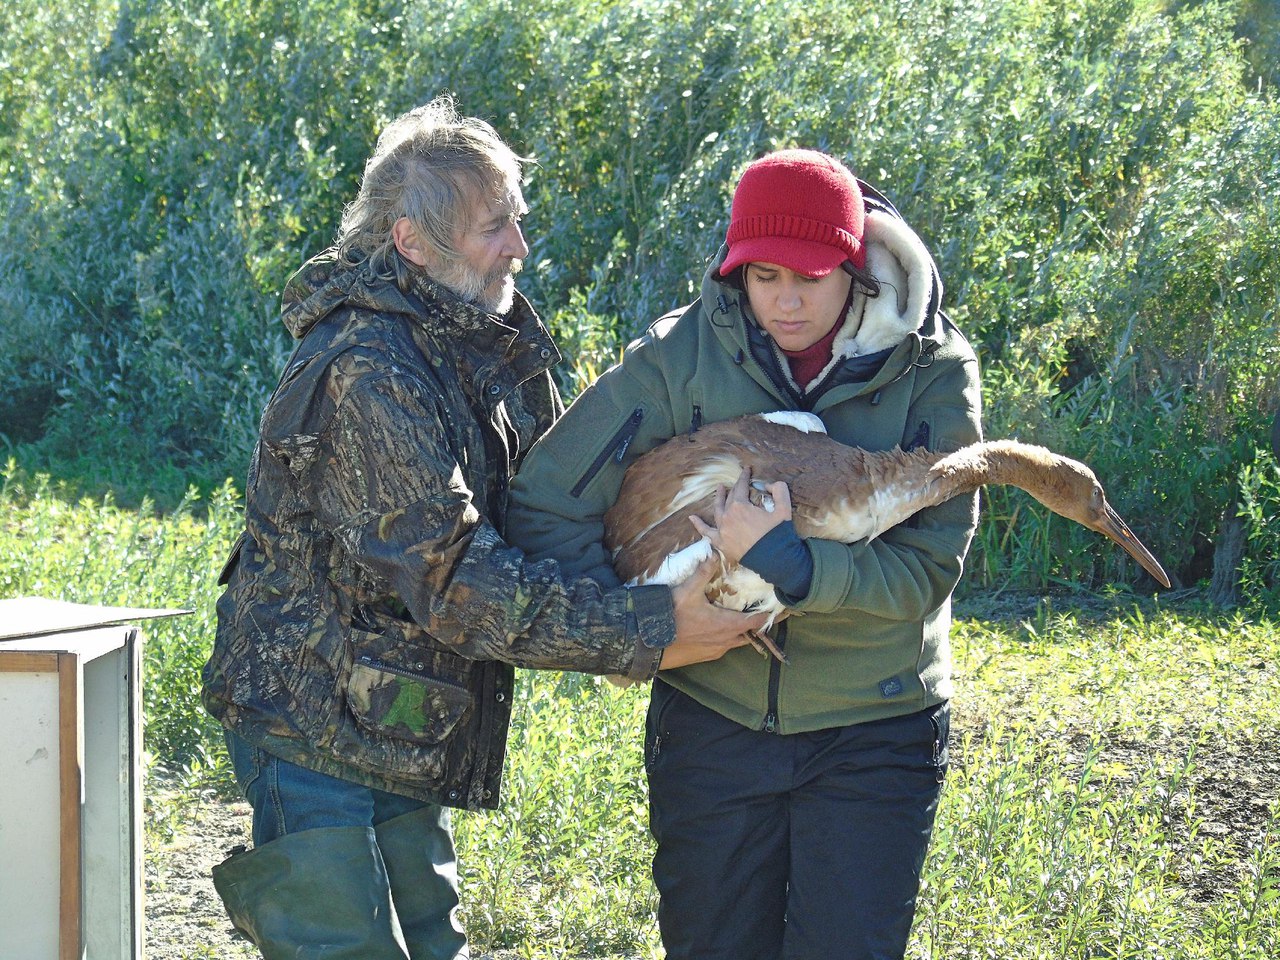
623,584,676,682
741,520,814,599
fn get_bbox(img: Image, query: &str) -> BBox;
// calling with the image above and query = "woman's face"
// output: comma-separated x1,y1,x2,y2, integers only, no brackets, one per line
744,262,853,352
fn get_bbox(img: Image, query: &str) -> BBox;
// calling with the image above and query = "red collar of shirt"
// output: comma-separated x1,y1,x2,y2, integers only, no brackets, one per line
781,322,840,390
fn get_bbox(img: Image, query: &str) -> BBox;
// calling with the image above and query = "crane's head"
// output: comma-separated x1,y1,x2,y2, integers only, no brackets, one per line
1026,456,1172,589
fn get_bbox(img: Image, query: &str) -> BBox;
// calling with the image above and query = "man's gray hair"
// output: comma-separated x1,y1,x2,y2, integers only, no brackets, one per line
336,96,524,285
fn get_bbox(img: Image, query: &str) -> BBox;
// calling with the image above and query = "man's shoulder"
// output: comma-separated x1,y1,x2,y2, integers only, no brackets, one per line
278,308,443,412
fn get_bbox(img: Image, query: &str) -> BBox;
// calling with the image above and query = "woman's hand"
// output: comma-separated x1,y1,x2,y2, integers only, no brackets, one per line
688,467,792,565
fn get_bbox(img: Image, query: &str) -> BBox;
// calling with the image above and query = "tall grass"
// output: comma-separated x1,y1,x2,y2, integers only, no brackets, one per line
4,472,1275,957
453,599,1280,959
917,601,1280,960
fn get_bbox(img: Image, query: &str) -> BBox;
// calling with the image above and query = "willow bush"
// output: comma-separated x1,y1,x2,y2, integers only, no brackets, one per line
2,0,1277,594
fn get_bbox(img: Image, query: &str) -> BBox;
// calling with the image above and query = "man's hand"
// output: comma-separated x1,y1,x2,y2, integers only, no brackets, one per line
689,467,793,565
660,558,770,670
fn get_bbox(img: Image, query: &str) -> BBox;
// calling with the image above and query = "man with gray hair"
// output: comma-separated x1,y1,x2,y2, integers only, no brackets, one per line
202,97,763,959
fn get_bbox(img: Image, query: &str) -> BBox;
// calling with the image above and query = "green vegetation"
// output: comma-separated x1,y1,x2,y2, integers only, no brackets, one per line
459,601,1280,958
2,0,1278,593
0,462,239,764
7,471,1274,956
3,1,1279,956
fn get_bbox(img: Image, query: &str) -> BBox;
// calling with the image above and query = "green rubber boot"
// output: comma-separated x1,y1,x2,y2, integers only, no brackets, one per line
212,825,409,959
374,806,469,960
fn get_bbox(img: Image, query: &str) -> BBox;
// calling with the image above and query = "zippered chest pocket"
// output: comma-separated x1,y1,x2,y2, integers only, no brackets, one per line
570,406,646,498
346,631,473,745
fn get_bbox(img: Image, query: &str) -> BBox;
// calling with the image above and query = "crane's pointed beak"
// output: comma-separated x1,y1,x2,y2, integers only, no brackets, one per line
1099,504,1172,588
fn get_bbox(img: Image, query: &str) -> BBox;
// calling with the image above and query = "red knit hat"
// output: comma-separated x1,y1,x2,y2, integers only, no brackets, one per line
719,149,866,278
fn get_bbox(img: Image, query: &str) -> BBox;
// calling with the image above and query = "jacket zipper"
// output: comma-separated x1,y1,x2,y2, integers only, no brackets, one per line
761,620,788,734
774,347,807,408
802,362,844,406
570,406,645,497
356,655,428,681
355,654,473,693
756,340,803,408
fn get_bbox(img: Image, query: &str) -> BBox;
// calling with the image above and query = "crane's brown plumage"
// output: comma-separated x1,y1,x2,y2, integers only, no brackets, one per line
604,413,1170,650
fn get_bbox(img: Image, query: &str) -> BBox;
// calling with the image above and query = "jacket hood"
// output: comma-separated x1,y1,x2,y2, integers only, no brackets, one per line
279,248,555,371
701,184,945,390
281,248,426,341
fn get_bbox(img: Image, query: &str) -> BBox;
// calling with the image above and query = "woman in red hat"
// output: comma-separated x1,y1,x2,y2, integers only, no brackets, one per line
509,149,983,959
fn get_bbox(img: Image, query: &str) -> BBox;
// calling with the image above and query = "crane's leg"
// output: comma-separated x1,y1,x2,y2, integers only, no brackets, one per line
748,629,789,665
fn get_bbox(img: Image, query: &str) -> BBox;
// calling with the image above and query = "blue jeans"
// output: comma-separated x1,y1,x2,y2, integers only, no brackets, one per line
223,729,435,847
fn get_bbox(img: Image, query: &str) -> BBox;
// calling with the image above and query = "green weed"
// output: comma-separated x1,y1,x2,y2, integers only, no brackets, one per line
0,460,242,763
4,466,1277,956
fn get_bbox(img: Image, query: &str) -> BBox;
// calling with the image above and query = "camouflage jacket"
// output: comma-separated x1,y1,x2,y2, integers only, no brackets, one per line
202,249,675,810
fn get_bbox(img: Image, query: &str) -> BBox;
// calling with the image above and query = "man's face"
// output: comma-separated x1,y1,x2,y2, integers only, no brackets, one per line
434,182,530,315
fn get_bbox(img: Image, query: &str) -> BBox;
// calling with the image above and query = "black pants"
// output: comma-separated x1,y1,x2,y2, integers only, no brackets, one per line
646,680,948,960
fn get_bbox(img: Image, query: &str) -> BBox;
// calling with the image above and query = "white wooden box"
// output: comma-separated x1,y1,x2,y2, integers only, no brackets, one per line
0,598,186,960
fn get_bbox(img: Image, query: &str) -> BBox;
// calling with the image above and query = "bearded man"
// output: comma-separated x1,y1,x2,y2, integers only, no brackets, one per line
201,97,762,960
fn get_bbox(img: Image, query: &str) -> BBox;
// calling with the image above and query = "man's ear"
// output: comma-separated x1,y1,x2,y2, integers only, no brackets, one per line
392,217,432,267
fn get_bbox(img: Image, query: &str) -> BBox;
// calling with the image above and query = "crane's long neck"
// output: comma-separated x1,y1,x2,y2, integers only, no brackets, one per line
930,439,1060,499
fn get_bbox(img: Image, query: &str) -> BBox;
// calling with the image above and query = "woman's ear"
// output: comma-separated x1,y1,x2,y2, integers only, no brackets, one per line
392,217,431,267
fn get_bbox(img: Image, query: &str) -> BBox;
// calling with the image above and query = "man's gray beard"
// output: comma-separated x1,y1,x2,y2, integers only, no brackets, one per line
434,258,521,315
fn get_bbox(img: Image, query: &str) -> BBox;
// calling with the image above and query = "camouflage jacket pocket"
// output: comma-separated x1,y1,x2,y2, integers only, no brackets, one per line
346,631,473,745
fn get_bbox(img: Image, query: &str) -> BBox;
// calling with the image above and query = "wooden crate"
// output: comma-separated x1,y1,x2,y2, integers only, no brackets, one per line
0,598,186,960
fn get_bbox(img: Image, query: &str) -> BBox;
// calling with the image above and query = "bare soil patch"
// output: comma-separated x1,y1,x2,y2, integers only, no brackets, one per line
145,787,256,960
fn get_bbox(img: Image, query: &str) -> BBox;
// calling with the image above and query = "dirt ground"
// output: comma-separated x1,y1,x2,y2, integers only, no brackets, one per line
144,789,257,960
143,732,1279,960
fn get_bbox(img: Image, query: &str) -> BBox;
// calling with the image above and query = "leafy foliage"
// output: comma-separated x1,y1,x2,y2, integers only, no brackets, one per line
1,2,1277,575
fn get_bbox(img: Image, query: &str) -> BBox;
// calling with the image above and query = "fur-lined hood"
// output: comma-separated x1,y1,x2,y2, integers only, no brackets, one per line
840,206,942,357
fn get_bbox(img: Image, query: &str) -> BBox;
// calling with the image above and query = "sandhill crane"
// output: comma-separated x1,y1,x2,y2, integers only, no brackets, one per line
604,412,1170,661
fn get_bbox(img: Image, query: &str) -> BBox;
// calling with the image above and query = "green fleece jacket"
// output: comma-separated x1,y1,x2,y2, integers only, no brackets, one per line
508,186,983,733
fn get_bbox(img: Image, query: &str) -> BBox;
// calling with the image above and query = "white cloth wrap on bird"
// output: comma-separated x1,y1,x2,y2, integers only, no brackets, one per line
758,410,826,433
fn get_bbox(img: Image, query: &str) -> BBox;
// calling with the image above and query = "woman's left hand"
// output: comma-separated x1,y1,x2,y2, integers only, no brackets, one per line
689,467,792,565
